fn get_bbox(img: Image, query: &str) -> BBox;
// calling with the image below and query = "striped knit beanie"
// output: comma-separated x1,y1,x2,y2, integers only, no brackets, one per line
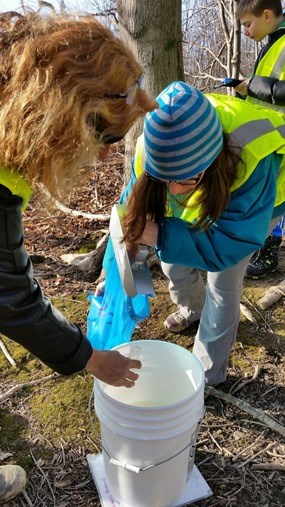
144,81,223,180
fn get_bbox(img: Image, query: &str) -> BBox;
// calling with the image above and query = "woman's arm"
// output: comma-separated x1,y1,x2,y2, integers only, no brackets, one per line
0,190,141,382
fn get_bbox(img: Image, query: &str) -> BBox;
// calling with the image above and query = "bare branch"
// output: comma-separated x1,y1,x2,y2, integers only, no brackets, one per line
206,386,285,438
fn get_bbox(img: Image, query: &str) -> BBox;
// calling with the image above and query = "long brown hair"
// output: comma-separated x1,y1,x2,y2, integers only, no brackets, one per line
122,133,243,241
0,12,156,196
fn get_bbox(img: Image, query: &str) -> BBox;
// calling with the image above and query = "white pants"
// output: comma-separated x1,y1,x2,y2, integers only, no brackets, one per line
161,217,281,385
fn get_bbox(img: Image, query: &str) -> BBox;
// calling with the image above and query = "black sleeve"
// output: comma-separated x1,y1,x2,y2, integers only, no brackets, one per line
0,187,93,375
248,75,285,106
272,80,285,105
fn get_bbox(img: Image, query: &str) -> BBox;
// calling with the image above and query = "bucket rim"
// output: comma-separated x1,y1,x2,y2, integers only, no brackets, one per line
95,339,205,409
95,378,204,410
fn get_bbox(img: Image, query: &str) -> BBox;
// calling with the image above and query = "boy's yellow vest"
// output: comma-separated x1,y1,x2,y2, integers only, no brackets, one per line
253,35,285,79
0,167,32,211
133,95,285,222
247,34,285,113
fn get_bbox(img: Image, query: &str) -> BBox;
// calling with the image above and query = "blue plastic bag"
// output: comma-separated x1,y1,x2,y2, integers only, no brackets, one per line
87,240,150,350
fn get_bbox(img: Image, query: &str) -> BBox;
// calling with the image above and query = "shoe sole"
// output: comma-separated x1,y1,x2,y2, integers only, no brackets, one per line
164,319,200,333
245,266,278,280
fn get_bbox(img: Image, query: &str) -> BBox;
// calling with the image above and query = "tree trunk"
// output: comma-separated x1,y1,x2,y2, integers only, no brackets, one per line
231,0,241,80
117,0,184,179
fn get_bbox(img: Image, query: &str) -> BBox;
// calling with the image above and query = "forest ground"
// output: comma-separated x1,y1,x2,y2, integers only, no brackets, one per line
0,143,284,507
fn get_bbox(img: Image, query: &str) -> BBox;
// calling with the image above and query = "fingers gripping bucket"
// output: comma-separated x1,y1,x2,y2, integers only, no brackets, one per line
94,340,205,507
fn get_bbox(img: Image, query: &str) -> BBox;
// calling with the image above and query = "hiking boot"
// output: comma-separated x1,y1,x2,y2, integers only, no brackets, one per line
0,465,27,502
245,234,282,279
164,311,197,333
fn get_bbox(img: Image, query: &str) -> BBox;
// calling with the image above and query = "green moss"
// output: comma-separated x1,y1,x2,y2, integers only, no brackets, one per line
28,374,97,444
73,241,98,254
0,336,30,369
0,412,28,442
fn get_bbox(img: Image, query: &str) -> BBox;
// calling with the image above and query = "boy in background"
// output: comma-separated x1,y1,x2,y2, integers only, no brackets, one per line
236,0,285,278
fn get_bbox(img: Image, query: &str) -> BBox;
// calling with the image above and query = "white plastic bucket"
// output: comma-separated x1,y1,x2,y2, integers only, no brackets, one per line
94,340,205,507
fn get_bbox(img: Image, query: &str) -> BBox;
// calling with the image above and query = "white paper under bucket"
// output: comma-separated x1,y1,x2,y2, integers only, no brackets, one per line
94,340,205,507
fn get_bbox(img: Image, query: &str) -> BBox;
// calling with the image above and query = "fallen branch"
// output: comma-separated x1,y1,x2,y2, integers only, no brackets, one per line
0,373,59,403
240,303,258,325
251,463,285,471
39,184,110,221
61,232,109,276
0,339,16,367
205,386,285,438
257,279,285,310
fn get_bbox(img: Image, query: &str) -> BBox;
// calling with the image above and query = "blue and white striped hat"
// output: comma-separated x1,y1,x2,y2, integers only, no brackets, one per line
144,81,223,180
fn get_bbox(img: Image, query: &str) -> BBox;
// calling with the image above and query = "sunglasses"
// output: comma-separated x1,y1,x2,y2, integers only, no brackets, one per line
87,114,126,144
146,172,204,185
101,134,125,145
104,74,145,105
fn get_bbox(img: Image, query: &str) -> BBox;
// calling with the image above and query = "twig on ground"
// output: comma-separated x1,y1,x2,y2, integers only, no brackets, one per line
0,373,59,403
242,296,275,333
236,442,275,469
208,431,234,457
240,303,258,325
22,490,33,507
0,338,16,367
205,386,285,438
232,431,266,463
229,364,261,395
251,463,285,471
30,449,56,506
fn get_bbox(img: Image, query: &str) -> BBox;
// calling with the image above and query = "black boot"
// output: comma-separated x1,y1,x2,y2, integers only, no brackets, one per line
245,234,282,279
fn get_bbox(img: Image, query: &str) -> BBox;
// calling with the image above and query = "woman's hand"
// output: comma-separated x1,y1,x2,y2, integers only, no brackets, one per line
125,220,158,261
234,79,248,96
95,280,105,296
136,220,159,247
85,349,141,387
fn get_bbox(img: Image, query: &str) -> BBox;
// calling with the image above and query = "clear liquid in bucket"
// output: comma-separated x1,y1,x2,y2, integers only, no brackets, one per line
104,366,198,406
130,401,167,407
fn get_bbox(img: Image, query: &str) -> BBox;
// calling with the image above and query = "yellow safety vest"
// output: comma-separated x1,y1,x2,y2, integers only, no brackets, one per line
134,94,285,222
0,167,32,211
246,33,285,113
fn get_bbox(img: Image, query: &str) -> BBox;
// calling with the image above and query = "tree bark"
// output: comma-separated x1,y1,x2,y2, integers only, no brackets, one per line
118,0,184,179
257,279,285,310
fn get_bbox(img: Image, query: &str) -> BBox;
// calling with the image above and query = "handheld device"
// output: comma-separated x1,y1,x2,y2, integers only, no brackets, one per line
221,77,243,87
213,77,244,89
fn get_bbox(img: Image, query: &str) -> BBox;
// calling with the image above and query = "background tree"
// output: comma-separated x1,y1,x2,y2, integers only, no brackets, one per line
182,0,256,91
86,0,257,169
117,0,184,176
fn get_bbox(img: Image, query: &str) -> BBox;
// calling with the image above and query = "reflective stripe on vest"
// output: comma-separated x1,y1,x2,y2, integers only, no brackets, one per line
0,167,32,211
246,34,285,113
133,95,285,221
